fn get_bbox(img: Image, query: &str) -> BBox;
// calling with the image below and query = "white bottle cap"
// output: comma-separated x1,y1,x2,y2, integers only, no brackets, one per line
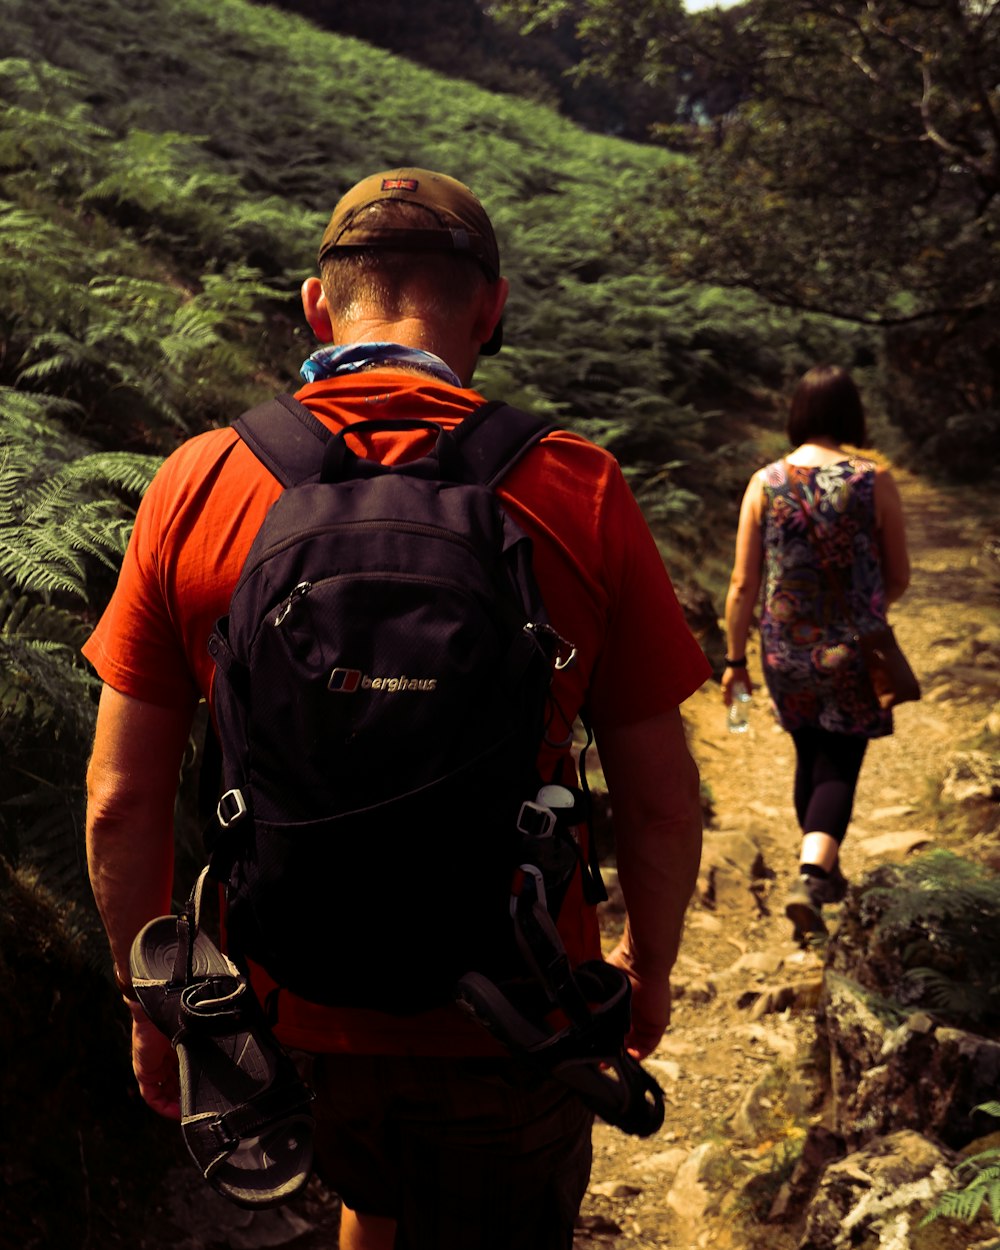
536,784,576,809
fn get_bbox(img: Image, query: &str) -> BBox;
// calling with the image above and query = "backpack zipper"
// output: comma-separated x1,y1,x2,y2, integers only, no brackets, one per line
271,571,503,629
241,519,492,593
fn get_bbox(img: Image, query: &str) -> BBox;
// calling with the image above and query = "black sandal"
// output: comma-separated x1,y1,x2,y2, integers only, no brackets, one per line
129,870,314,1208
455,855,665,1138
456,963,665,1138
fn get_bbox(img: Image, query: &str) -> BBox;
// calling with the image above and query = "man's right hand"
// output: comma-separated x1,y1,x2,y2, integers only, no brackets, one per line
607,939,671,1060
127,1001,181,1120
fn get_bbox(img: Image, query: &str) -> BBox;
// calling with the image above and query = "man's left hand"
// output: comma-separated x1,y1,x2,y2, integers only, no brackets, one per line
127,1000,181,1120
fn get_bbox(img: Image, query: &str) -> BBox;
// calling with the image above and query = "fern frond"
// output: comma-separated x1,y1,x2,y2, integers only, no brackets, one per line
0,535,86,597
0,593,88,648
62,453,160,498
924,1186,989,1224
904,967,995,1024
0,387,86,445
0,634,98,746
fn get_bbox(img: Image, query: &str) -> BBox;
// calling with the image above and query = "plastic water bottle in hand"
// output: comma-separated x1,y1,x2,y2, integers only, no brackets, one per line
727,680,751,734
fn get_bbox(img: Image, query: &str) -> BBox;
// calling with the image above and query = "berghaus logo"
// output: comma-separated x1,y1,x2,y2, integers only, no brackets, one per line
328,667,437,694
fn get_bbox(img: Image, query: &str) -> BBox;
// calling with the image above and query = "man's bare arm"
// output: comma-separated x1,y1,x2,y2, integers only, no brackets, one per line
86,683,193,1118
596,707,703,1059
86,683,193,976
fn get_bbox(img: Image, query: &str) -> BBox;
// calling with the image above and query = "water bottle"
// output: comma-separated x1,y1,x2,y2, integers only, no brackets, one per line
727,680,751,734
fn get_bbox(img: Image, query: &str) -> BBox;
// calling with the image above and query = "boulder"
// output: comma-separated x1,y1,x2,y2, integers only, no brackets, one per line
698,828,773,914
823,973,1000,1150
797,1129,958,1250
941,751,1000,805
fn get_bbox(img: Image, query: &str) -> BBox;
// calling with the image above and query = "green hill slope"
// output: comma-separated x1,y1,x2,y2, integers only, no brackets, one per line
0,0,874,930
3,0,864,461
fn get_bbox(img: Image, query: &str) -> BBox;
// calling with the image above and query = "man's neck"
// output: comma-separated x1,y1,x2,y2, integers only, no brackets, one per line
299,342,465,388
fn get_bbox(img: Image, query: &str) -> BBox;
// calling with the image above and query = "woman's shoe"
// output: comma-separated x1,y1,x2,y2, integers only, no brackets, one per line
823,860,849,904
785,873,828,942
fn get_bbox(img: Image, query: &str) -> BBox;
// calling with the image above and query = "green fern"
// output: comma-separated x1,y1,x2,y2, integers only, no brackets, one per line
0,394,159,920
0,391,158,740
922,1103,1000,1243
0,608,95,745
0,443,158,599
863,851,1000,1030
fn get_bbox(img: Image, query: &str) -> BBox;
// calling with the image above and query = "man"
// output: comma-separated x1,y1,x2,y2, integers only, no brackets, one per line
85,167,709,1250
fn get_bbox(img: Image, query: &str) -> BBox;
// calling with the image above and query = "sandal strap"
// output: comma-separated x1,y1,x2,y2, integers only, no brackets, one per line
455,968,663,1136
184,1078,315,1178
177,974,255,1037
171,866,211,985
457,963,630,1067
554,1050,664,1138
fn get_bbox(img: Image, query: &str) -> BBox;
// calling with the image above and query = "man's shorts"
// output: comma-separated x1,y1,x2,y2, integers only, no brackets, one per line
303,1053,594,1250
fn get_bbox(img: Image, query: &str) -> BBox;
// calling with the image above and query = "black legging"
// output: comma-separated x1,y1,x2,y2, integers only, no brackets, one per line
790,727,868,844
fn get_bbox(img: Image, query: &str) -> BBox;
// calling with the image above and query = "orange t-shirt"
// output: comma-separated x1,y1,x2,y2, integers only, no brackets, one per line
83,370,710,1054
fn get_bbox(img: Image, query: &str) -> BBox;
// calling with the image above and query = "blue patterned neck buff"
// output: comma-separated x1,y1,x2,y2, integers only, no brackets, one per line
300,342,464,387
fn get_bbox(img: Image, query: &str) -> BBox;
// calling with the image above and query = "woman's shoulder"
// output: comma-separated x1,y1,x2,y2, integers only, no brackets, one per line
844,447,890,474
757,458,788,487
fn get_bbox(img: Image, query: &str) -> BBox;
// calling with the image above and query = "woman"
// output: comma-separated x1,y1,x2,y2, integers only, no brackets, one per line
722,364,911,941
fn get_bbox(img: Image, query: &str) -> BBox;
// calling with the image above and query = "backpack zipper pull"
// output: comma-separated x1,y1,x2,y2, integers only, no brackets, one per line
273,581,312,626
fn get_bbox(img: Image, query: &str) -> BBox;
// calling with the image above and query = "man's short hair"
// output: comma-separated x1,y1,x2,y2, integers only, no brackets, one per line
319,228,489,333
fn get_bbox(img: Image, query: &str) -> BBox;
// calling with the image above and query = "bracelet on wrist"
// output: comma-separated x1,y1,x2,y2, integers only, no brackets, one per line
724,657,747,668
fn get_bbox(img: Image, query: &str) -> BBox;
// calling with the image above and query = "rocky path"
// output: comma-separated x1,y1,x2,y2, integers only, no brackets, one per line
577,469,1000,1250
125,469,997,1250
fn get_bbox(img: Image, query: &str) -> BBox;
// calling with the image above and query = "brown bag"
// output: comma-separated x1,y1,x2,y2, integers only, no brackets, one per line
857,626,921,710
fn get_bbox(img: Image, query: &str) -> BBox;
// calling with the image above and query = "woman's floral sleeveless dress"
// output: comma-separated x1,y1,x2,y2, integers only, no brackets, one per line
759,458,891,738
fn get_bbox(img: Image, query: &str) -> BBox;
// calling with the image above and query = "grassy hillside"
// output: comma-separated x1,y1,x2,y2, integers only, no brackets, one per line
2,0,871,458
0,0,877,943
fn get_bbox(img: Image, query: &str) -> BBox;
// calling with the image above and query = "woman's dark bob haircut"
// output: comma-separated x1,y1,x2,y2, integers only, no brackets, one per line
787,364,867,448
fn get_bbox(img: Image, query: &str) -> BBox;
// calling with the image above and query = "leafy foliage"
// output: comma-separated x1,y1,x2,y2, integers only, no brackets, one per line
0,389,157,900
256,0,683,142
1,0,867,514
494,0,1000,475
923,1101,1000,1242
861,851,1000,1030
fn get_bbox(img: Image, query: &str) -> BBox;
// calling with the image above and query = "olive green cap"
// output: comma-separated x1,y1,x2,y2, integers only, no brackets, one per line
318,168,500,281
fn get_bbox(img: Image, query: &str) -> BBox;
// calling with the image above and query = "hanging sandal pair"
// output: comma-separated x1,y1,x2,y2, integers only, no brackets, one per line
457,828,665,1139
129,869,315,1208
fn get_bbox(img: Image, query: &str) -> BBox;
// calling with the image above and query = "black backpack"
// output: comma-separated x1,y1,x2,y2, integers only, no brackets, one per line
206,394,595,1014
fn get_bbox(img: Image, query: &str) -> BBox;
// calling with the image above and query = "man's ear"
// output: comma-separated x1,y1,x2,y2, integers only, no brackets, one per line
301,277,334,342
475,277,509,352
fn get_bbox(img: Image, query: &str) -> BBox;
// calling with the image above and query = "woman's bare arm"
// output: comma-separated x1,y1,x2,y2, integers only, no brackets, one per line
874,468,911,605
722,472,764,702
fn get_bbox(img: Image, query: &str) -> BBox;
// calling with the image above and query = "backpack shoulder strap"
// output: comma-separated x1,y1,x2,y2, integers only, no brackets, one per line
452,401,556,487
234,395,556,489
233,393,330,487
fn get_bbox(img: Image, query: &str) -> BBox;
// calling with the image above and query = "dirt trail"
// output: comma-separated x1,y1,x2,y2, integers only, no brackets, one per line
578,469,999,1250
125,468,996,1250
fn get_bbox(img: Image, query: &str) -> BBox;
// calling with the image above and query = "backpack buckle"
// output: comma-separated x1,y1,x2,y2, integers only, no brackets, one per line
517,801,556,840
217,789,248,828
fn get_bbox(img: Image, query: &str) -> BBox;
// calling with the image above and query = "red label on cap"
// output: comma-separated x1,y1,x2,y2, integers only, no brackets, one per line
381,177,418,192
